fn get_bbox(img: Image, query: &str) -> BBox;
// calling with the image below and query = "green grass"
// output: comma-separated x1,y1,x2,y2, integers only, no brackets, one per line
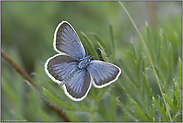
1,1,182,122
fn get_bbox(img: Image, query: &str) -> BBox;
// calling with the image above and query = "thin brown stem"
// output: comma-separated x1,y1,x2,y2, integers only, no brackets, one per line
1,49,37,87
1,49,70,122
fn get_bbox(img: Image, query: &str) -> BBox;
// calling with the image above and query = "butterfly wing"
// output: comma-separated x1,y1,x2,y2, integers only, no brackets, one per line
45,54,78,84
45,54,92,101
87,60,121,88
62,69,92,101
53,21,85,60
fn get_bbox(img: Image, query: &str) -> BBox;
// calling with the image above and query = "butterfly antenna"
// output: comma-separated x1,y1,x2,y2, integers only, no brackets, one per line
91,55,112,59
84,38,89,56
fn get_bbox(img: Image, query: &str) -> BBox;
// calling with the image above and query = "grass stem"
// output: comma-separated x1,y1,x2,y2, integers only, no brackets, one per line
118,1,172,121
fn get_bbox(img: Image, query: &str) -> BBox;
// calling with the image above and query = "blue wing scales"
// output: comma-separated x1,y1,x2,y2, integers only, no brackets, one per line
87,60,121,88
45,54,78,84
63,69,92,101
53,21,85,60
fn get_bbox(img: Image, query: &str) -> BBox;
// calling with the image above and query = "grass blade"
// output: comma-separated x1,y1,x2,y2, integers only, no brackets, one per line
26,81,49,100
80,31,98,59
43,88,75,111
146,22,155,62
143,74,153,104
119,58,137,86
132,100,150,121
152,97,169,121
172,84,181,110
97,41,108,62
109,24,115,59
167,44,173,88
163,94,178,118
92,32,106,50
178,58,182,89
149,106,153,121
116,98,138,120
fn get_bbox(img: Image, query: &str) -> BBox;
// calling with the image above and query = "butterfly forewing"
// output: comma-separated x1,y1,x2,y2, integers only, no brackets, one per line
87,60,121,88
45,54,78,84
54,21,85,60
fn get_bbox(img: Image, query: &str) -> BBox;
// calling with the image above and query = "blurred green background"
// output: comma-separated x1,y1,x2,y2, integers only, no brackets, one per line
1,1,181,122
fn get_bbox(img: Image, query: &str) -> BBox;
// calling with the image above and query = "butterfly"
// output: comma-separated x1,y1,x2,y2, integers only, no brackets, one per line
45,21,121,101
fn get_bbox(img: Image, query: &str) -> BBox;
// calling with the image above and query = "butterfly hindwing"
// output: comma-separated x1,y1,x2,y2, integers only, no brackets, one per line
63,69,92,101
87,60,121,88
53,21,85,60
45,54,78,84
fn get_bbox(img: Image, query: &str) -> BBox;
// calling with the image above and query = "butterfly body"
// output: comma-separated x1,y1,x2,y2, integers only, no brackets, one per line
45,21,121,101
78,56,91,69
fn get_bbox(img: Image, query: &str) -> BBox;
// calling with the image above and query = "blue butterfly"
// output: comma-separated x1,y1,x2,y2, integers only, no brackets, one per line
45,21,121,101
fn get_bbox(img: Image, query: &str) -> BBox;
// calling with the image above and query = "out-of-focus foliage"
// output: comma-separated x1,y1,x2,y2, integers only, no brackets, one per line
1,1,182,122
